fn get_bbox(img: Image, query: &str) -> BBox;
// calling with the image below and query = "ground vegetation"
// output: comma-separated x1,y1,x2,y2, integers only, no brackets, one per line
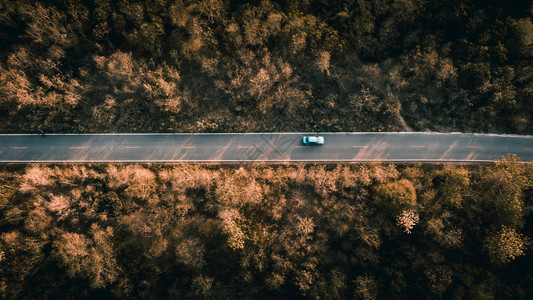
0,0,531,133
0,159,532,298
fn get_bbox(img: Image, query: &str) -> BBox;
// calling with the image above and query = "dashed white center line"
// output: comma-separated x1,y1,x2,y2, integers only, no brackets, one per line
409,145,425,148
12,147,28,149
467,146,481,148
181,146,196,149
124,146,140,149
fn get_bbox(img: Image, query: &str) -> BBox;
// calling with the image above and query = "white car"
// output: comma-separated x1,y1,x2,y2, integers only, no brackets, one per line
302,136,324,145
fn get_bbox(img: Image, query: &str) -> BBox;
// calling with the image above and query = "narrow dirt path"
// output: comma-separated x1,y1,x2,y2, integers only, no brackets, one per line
396,110,413,132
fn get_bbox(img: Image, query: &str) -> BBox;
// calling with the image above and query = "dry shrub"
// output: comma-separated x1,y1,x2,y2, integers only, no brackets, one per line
241,1,279,47
369,163,400,183
144,63,185,114
92,96,117,128
243,179,264,204
107,165,157,202
165,165,218,193
265,194,286,222
106,165,131,189
396,209,420,234
0,65,35,107
125,168,156,201
290,187,310,210
294,216,315,238
485,226,527,265
24,207,52,236
22,3,71,47
433,166,470,208
286,165,307,185
2,45,83,109
305,165,338,197
441,228,464,249
49,165,101,187
218,207,246,250
20,166,53,193
374,178,417,215
315,51,331,75
54,225,119,288
94,51,135,83
46,194,73,220
54,232,90,275
401,166,426,190
335,165,372,189
214,172,261,207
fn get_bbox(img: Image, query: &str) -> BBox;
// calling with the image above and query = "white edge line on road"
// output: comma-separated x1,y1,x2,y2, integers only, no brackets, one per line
0,159,502,163
1,132,532,137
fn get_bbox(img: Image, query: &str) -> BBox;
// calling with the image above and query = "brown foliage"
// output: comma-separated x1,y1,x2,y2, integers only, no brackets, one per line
0,162,532,298
54,225,120,288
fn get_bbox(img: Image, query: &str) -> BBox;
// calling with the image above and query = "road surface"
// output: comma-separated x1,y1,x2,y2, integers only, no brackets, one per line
0,133,532,163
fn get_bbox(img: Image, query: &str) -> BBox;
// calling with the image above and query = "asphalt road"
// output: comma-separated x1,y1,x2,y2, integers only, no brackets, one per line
0,133,532,163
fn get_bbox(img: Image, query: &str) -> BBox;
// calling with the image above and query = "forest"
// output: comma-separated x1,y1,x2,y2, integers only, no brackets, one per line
0,0,532,133
1,1,533,299
0,157,532,298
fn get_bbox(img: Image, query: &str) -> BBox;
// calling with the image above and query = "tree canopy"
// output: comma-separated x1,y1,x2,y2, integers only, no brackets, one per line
0,0,532,133
0,161,532,298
